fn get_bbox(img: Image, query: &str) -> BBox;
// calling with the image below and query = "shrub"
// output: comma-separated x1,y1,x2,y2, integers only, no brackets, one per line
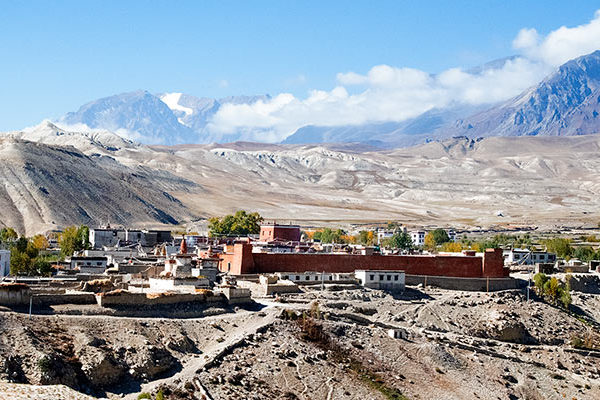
309,301,321,319
37,356,52,374
533,273,548,295
559,285,572,309
543,277,560,303
155,389,164,400
137,393,152,400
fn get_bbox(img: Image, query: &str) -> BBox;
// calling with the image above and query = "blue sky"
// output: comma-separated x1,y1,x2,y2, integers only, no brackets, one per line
0,1,599,131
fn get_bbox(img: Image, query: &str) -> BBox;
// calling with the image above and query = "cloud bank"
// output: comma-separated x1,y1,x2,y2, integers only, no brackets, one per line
206,10,600,143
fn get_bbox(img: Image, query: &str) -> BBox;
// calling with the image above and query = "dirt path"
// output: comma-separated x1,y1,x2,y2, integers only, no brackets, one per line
123,302,284,399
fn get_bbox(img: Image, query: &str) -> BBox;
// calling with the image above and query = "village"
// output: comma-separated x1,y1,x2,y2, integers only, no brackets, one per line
1,217,600,400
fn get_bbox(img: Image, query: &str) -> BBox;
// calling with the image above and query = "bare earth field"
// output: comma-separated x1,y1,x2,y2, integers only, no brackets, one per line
1,283,600,400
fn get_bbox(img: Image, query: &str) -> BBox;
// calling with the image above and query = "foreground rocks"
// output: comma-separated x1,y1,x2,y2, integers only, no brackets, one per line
0,286,599,399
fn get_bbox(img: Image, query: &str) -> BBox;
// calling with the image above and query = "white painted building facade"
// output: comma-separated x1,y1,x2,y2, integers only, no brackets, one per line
0,250,10,277
70,256,108,274
355,270,405,291
410,231,426,246
503,249,557,265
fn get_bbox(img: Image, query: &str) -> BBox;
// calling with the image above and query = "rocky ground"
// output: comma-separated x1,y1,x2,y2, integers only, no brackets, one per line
1,285,599,399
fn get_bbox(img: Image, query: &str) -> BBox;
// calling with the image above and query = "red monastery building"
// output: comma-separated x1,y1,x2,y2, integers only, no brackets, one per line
218,242,508,279
259,223,301,242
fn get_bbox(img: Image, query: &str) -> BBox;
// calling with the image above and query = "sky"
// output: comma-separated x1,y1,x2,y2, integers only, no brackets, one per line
1,1,600,136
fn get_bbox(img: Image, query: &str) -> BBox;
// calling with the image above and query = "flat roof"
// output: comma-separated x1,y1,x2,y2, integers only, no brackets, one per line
261,223,301,228
355,270,406,273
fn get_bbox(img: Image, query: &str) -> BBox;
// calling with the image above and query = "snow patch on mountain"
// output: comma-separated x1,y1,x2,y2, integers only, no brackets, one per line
160,92,195,116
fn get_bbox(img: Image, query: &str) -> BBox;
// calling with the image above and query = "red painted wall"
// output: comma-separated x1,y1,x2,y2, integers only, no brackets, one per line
259,225,301,242
217,244,508,278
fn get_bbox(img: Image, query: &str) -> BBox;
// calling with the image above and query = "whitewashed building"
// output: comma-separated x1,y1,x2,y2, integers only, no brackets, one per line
0,250,10,277
377,229,394,245
354,270,405,291
503,249,556,265
70,256,108,274
410,231,426,246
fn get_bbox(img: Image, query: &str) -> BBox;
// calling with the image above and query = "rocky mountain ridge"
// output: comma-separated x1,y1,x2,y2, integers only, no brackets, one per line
449,50,600,137
2,122,600,235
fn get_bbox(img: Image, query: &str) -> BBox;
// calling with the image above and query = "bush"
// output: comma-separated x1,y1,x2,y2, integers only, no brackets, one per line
533,273,548,295
534,273,571,309
137,393,152,400
156,390,164,400
37,356,52,374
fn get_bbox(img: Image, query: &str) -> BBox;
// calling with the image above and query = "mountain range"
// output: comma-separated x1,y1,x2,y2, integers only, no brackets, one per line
2,52,600,233
60,91,271,145
2,120,600,235
56,51,600,147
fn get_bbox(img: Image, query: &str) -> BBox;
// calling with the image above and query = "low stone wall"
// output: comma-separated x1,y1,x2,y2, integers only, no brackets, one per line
95,291,226,307
560,265,590,273
218,287,252,305
405,275,521,291
32,293,96,306
569,275,600,294
0,284,31,306
264,282,300,296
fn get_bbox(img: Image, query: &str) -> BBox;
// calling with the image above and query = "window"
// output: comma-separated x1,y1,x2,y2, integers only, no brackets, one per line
306,276,310,281
387,275,391,281
97,262,102,266
394,275,399,281
329,276,332,280
227,262,231,271
315,276,319,281
379,275,384,281
282,275,288,280
296,275,300,280
369,274,374,281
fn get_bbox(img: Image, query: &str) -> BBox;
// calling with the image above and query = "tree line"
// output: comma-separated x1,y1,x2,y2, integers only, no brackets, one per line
0,225,90,276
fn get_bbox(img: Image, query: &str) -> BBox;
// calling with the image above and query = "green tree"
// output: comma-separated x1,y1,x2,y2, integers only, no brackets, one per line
76,225,90,250
208,211,263,237
382,232,413,251
32,234,49,250
543,237,572,259
10,250,31,275
533,273,548,295
59,225,90,257
313,228,347,244
0,227,18,243
573,246,594,262
430,229,450,245
544,277,560,304
357,230,374,245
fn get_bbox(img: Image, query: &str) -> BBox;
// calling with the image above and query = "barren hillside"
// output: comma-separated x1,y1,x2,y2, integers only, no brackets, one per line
2,122,600,234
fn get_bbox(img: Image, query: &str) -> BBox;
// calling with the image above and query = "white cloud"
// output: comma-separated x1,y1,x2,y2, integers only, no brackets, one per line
514,10,600,66
205,10,600,143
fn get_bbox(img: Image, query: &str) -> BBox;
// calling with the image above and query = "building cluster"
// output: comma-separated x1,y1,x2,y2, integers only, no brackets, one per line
375,227,456,246
5,222,600,311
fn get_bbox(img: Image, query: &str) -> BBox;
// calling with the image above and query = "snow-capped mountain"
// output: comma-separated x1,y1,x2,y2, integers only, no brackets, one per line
60,90,198,145
55,51,600,147
59,91,270,145
449,50,600,137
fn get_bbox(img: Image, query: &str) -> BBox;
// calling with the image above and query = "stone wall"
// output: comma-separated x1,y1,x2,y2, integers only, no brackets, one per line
0,284,31,306
32,293,96,306
95,291,226,307
405,275,521,291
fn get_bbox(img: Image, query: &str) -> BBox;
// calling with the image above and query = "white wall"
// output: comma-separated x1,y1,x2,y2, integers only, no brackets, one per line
0,250,10,277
